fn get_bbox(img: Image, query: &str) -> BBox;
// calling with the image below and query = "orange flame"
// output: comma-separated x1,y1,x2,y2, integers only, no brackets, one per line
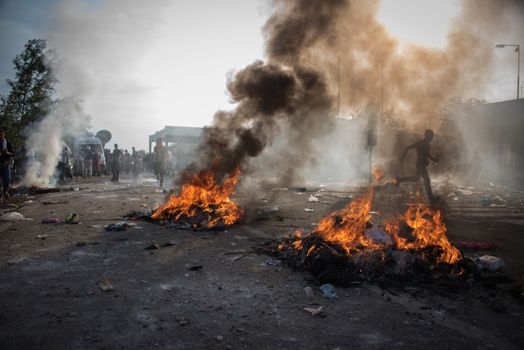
289,185,461,265
313,188,381,255
151,167,242,227
372,167,384,183
384,200,461,264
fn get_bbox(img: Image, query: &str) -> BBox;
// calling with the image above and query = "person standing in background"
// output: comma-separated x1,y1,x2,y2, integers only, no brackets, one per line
0,131,14,202
153,139,169,187
111,144,122,182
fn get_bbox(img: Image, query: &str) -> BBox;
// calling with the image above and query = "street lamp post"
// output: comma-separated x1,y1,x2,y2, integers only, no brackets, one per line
496,44,520,99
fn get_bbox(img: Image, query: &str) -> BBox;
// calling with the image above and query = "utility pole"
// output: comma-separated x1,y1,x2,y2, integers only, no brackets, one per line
337,55,341,118
368,61,383,185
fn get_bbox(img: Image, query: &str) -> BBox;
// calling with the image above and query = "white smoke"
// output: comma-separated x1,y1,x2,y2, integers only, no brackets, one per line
22,99,90,187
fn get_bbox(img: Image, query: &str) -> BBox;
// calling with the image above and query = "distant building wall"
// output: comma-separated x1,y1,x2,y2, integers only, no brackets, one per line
459,99,524,188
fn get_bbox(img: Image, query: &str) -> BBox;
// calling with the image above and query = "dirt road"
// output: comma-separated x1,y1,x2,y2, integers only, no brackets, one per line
1,174,523,349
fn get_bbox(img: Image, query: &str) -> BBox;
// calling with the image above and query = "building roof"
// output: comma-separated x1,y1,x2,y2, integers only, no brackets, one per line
149,126,203,144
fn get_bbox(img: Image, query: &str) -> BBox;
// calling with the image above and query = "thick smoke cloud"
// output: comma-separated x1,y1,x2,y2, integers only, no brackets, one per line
193,0,346,184
195,60,333,184
191,0,523,186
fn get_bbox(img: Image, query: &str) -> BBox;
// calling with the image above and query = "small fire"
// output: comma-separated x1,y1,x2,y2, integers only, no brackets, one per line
151,167,242,227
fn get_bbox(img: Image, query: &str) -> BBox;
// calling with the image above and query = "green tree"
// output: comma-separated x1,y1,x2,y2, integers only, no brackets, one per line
0,39,56,146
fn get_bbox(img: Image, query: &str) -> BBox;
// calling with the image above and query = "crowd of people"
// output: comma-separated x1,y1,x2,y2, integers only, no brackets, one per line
0,131,185,203
107,140,171,185
58,139,175,186
58,138,178,185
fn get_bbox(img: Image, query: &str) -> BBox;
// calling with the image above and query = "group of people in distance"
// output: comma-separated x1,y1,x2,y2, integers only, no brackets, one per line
59,145,103,181
110,138,169,186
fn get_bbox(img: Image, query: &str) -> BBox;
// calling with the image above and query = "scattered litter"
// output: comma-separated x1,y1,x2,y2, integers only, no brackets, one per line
159,283,175,291
105,222,130,231
145,243,160,250
481,195,507,207
478,255,505,271
98,279,115,292
177,318,190,326
0,212,33,221
161,241,176,247
490,203,507,208
41,217,60,224
320,283,337,299
89,224,103,228
304,208,315,212
216,335,224,341
369,211,379,215
308,195,319,203
264,258,282,267
365,227,393,244
303,306,324,316
126,209,154,220
188,265,203,271
76,241,86,246
459,189,473,196
65,213,79,224
304,286,314,302
36,234,52,240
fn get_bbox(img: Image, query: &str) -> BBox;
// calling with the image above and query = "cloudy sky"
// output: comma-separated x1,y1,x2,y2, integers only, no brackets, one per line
0,0,521,150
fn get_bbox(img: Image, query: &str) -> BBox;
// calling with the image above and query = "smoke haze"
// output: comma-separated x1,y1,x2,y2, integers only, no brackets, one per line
192,0,524,186
15,0,523,187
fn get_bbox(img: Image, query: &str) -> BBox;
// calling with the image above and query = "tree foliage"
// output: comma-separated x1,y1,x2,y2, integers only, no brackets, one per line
0,39,56,147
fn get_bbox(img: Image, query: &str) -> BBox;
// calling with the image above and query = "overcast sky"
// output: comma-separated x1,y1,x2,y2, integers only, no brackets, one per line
0,0,521,150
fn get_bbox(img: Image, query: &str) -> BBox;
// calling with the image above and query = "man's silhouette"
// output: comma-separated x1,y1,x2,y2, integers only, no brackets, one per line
396,129,439,205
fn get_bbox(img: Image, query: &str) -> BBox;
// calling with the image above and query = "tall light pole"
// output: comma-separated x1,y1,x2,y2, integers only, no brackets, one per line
496,44,520,99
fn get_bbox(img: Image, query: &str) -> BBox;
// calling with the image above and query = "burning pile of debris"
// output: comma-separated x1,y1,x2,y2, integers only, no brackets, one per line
263,182,476,286
131,167,243,230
